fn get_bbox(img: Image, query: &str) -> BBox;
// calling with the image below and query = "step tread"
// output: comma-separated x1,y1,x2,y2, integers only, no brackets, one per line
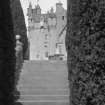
16,101,69,105
19,95,69,101
17,61,69,105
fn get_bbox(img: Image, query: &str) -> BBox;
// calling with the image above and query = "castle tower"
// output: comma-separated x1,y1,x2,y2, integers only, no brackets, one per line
32,4,41,23
36,4,41,15
47,8,57,57
27,2,33,22
27,2,32,16
56,1,63,14
27,1,67,60
27,2,33,33
55,1,67,60
55,1,67,35
28,2,49,60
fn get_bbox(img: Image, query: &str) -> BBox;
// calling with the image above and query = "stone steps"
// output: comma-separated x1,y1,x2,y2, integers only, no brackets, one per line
17,101,69,105
17,61,70,105
19,95,69,101
18,88,69,95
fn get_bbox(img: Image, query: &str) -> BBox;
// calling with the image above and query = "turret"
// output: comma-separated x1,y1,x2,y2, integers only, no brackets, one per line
27,2,32,17
27,2,34,32
32,4,41,23
36,4,41,15
56,1,63,13
48,7,56,27
50,7,54,14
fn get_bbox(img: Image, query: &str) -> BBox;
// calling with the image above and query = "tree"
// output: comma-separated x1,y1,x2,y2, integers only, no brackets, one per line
66,0,105,105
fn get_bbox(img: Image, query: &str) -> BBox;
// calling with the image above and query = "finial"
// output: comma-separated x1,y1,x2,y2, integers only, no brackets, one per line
36,0,39,5
50,7,54,13
29,1,32,8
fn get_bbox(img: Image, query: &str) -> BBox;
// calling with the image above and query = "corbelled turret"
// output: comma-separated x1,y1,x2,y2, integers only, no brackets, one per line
27,2,32,17
56,1,63,13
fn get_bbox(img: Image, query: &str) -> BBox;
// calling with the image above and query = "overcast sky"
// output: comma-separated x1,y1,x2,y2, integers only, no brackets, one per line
20,0,67,26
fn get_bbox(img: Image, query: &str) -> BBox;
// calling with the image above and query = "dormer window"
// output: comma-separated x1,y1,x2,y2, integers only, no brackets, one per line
62,16,64,20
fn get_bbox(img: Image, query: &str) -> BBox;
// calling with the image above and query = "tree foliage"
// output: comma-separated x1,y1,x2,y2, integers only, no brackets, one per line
66,0,105,105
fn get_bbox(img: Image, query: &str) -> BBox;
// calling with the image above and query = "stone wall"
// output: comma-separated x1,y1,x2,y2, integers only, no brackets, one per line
66,0,105,105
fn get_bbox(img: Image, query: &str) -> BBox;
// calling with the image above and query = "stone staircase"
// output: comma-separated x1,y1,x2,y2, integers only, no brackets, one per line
17,60,70,105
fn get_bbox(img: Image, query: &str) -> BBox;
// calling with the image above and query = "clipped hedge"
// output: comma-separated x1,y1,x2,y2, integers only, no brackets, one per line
10,0,28,60
66,0,105,105
0,0,16,105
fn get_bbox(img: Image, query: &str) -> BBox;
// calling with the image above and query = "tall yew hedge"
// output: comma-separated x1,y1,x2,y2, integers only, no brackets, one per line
0,0,16,105
66,0,105,105
10,0,28,60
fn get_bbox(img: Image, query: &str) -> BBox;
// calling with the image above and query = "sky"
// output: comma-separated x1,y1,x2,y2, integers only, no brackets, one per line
20,0,67,26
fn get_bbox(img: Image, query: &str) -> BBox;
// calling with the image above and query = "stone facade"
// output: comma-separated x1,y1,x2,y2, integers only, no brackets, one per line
27,2,67,60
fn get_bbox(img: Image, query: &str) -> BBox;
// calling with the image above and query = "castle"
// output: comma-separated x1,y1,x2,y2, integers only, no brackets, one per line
27,1,67,60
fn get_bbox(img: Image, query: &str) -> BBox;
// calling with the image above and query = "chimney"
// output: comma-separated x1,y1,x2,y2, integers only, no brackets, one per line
56,1,63,13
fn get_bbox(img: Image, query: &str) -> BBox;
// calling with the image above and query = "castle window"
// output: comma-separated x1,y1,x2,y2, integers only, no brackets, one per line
62,16,64,20
44,45,47,47
59,45,62,54
36,54,39,58
44,42,47,44
45,34,48,40
45,52,48,57
31,19,32,22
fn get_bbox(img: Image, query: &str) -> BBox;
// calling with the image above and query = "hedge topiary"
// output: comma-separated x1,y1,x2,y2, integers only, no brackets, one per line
66,0,105,105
